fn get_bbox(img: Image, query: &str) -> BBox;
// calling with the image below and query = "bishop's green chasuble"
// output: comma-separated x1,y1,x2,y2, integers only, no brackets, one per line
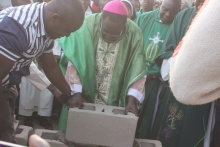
57,13,147,132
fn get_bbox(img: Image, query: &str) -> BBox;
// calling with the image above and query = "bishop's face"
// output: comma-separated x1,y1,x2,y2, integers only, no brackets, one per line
100,17,125,43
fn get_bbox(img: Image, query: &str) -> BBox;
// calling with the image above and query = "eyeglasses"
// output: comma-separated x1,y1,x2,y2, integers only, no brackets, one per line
100,21,123,42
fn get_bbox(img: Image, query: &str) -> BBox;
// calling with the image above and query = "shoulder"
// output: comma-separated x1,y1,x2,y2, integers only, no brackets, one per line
85,13,101,33
0,16,26,37
85,13,100,23
176,7,196,20
126,19,142,37
127,19,141,31
139,9,158,19
135,9,158,24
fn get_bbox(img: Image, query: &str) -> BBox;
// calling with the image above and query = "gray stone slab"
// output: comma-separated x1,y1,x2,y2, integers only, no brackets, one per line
66,103,138,147
35,129,68,147
15,125,33,146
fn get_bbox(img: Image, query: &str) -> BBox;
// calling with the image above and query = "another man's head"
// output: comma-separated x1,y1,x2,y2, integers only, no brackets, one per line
101,0,128,43
11,0,32,6
129,0,140,12
140,0,154,12
44,0,85,39
159,0,181,24
181,2,188,10
153,0,161,9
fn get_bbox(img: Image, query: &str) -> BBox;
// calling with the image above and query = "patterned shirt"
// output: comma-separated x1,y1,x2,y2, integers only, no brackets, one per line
0,3,54,87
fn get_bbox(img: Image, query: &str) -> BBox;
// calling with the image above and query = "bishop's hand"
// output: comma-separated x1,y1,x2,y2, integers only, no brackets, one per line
67,93,84,109
125,96,139,116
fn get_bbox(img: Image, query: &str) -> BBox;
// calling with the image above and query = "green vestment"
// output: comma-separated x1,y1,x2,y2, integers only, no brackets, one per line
134,8,172,139
57,13,147,132
135,9,171,76
138,7,211,147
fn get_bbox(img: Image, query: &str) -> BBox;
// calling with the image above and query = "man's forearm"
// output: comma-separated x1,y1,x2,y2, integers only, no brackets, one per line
44,64,71,97
39,53,71,97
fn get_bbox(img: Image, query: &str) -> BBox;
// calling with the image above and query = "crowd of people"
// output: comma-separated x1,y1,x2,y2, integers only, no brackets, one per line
0,0,219,147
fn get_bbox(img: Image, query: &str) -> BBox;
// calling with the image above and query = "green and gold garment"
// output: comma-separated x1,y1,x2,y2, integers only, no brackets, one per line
57,13,147,132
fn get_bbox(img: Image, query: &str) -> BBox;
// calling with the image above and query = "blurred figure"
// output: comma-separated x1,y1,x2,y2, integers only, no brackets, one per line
130,0,141,12
80,0,94,15
153,0,161,9
181,0,190,10
122,0,135,20
135,0,181,146
128,0,137,20
136,0,154,17
155,0,210,146
91,0,100,12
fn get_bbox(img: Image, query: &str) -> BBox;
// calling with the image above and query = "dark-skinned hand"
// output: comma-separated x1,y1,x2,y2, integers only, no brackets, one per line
125,96,139,116
67,93,84,109
48,84,68,104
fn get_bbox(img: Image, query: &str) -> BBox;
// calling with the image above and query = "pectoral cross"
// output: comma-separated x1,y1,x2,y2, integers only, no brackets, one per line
148,32,164,58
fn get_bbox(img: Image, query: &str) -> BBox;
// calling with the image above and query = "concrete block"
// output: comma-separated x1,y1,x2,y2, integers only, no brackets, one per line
15,125,33,146
35,129,68,147
133,139,162,147
66,103,138,147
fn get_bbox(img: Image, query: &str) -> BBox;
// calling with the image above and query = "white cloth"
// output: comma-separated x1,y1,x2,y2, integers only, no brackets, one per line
19,62,53,117
52,40,62,57
70,83,83,94
203,101,216,147
85,6,93,15
19,77,53,116
160,57,172,81
25,62,51,91
127,88,144,103
170,0,220,105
